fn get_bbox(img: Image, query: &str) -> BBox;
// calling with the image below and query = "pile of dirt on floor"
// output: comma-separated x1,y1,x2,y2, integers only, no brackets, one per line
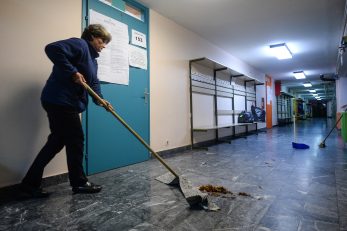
199,185,252,198
238,192,251,197
199,185,230,193
199,184,235,197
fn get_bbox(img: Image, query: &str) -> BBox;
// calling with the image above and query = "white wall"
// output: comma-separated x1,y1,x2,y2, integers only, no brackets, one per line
149,10,265,151
256,84,266,129
272,78,278,126
0,2,266,187
0,0,82,187
327,100,333,118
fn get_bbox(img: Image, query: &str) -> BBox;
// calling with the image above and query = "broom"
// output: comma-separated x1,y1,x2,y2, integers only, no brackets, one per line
319,105,347,148
82,82,207,206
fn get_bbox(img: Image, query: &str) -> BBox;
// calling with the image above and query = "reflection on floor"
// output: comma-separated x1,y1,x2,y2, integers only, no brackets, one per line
1,118,346,230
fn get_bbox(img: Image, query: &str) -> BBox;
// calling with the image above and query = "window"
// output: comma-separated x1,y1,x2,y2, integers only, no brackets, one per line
125,3,143,21
99,0,144,21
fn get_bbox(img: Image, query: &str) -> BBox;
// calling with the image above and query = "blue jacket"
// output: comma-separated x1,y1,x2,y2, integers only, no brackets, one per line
41,38,103,112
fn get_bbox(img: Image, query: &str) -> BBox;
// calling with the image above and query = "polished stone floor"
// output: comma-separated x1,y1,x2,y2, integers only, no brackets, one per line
1,118,346,231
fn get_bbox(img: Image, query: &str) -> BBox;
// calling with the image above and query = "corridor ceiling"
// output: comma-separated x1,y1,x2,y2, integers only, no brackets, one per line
139,0,346,100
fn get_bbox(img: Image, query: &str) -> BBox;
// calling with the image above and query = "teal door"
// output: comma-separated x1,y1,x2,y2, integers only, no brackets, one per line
82,0,150,174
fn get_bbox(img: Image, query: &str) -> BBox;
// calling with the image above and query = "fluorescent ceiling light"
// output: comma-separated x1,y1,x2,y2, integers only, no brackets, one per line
317,98,321,100
308,89,316,93
270,43,292,59
303,82,312,87
294,71,306,79
312,93,318,96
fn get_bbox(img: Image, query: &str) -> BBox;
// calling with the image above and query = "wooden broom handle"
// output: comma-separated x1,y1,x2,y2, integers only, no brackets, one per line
81,82,179,178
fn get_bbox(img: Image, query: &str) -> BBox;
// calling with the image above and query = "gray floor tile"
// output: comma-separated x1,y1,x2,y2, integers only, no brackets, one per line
0,118,346,230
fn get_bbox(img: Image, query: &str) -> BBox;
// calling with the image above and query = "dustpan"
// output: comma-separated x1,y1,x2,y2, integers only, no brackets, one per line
292,142,309,149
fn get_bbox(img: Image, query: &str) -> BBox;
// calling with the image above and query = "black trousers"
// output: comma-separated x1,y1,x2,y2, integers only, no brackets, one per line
22,102,88,188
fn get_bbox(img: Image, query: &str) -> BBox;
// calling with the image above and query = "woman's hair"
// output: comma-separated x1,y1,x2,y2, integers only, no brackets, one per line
81,24,112,44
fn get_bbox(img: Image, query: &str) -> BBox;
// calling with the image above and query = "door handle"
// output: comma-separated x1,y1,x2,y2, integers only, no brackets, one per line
142,88,149,104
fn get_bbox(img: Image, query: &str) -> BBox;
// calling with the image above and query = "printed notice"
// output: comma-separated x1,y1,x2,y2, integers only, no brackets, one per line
131,29,147,48
129,45,147,70
90,10,129,85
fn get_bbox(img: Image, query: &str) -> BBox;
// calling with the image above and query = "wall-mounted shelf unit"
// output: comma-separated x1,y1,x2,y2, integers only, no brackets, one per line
189,57,264,149
276,91,294,126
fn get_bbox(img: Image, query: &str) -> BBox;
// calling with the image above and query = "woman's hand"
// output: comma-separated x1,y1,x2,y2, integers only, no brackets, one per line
104,100,114,111
72,72,86,85
99,100,114,112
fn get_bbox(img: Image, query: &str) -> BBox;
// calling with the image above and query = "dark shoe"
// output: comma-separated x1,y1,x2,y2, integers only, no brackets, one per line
18,184,51,199
72,182,102,194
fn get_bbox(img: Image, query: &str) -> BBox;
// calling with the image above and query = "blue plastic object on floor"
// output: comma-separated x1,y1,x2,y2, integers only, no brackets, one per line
292,142,310,149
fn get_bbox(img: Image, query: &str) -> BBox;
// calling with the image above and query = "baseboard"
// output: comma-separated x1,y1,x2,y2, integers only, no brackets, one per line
0,173,69,193
146,138,260,160
156,145,192,158
258,127,268,132
0,173,69,205
0,145,191,193
192,139,217,149
1,128,267,192
41,173,69,187
192,130,265,149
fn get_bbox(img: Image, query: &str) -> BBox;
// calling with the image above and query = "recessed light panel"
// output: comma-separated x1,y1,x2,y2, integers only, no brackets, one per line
294,71,306,79
270,43,292,60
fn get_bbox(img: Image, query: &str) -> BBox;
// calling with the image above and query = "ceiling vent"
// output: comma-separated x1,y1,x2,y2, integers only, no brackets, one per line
320,74,338,81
